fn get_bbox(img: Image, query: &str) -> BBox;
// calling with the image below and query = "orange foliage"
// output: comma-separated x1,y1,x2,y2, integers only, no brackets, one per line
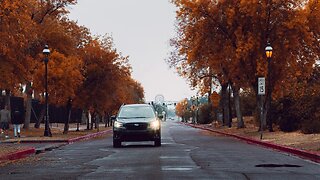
0,0,145,113
170,0,320,101
175,99,188,118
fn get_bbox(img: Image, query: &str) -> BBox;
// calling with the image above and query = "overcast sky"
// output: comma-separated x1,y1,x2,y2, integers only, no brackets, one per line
68,0,196,102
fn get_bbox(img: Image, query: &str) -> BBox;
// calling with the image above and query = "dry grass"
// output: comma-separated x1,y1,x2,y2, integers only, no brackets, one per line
0,123,112,158
1,123,111,140
204,116,320,153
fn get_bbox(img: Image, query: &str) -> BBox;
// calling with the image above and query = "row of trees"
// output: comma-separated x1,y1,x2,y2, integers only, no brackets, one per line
170,0,320,132
0,0,145,130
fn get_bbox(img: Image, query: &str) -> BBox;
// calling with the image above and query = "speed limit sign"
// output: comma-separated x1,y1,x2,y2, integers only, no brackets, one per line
258,77,265,95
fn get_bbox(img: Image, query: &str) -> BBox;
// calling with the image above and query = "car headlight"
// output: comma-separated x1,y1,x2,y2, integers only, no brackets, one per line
150,120,160,130
114,121,123,128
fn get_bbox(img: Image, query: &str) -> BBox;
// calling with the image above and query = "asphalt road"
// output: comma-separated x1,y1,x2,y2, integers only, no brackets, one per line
0,121,319,180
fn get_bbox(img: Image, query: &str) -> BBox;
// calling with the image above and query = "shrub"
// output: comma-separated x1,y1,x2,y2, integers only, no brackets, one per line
274,95,320,133
197,104,212,124
240,90,256,117
301,119,320,134
275,97,301,132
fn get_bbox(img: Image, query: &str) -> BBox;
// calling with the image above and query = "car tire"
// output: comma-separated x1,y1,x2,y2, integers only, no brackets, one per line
113,139,121,148
154,138,161,147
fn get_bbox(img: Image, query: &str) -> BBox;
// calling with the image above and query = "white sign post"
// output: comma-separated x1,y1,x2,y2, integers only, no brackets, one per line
258,77,266,95
258,77,265,140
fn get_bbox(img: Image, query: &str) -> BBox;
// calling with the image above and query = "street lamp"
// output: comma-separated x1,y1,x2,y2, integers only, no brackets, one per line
265,44,273,58
258,43,273,140
43,45,52,137
265,43,273,132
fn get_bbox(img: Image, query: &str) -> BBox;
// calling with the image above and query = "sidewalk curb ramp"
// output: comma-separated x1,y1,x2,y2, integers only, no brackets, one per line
182,123,320,163
1,129,112,162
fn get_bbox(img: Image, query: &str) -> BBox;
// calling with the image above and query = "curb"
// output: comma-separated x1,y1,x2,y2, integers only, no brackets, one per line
183,123,320,163
0,148,36,162
0,129,112,162
35,143,67,154
68,129,112,144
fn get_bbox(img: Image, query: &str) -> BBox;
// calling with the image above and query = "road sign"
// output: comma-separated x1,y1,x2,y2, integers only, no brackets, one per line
258,77,265,95
210,92,220,107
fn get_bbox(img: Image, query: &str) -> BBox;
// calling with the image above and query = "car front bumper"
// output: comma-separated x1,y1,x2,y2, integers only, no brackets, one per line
113,129,161,142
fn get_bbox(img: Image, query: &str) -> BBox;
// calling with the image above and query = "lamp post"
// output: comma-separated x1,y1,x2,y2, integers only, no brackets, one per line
258,43,273,140
196,96,199,124
265,43,273,132
43,45,52,137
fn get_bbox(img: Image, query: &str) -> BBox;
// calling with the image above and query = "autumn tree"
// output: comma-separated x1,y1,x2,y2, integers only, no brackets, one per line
1,0,145,133
0,0,38,107
175,99,189,122
0,0,80,129
75,36,144,116
170,0,320,131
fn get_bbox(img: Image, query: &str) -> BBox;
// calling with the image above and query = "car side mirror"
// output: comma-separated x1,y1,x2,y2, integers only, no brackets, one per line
111,115,116,121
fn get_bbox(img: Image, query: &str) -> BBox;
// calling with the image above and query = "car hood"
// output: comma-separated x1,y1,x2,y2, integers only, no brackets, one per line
117,117,156,123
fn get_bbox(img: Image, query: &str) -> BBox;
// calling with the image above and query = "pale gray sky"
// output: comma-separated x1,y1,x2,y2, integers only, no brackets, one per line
68,0,196,101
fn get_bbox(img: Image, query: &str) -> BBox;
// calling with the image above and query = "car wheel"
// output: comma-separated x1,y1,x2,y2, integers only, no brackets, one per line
113,139,121,148
154,138,161,147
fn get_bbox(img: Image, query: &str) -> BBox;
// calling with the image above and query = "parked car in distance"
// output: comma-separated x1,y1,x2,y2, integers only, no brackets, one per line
112,104,161,147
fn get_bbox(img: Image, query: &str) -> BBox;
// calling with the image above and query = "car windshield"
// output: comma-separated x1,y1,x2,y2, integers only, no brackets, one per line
118,106,155,119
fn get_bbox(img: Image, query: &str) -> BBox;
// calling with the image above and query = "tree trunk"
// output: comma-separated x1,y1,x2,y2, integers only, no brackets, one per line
24,82,32,129
232,84,244,128
96,114,100,132
90,112,94,130
221,83,230,127
228,83,232,128
208,76,213,120
63,98,72,134
105,112,110,127
86,110,90,130
5,90,11,109
208,76,212,105
35,106,45,128
94,114,97,129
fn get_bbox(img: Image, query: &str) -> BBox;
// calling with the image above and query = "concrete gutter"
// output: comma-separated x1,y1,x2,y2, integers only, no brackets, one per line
0,129,112,162
183,123,320,163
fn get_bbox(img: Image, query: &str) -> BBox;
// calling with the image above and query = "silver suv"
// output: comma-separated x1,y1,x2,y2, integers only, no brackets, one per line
112,104,161,147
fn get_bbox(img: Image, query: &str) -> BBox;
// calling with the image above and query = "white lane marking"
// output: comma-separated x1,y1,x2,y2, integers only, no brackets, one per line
161,166,197,171
159,156,186,159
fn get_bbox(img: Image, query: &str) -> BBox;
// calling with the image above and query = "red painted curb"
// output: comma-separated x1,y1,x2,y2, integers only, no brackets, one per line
68,129,112,144
182,123,320,163
0,148,36,162
0,129,112,163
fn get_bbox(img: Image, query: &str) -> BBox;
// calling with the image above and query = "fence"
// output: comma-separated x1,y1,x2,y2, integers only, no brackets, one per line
0,96,82,123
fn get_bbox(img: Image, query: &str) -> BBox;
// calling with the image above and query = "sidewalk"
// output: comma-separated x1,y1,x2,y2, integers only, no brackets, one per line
0,123,112,165
182,120,320,163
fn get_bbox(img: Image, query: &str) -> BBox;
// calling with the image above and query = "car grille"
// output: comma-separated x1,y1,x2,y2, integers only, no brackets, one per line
125,123,148,130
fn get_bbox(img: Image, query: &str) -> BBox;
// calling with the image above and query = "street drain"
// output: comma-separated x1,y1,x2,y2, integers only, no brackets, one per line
255,164,302,168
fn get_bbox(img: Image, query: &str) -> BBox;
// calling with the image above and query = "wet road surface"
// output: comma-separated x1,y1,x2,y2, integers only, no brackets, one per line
0,121,319,179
